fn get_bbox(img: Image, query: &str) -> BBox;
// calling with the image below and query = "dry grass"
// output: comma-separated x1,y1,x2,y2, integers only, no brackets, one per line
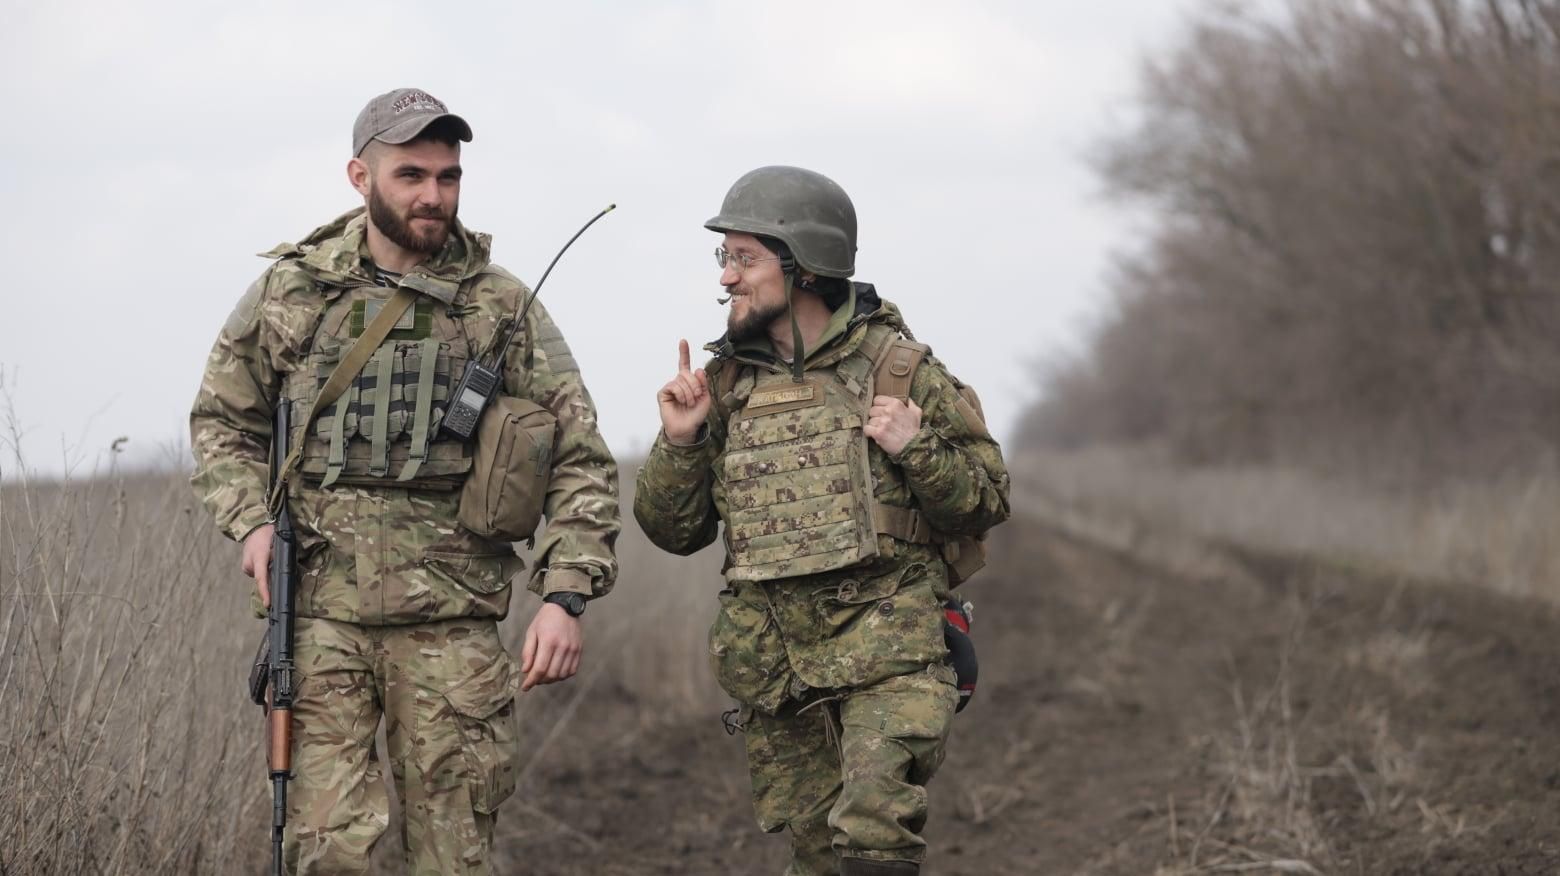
1,454,263,873
1017,445,1560,600
1009,453,1474,875
0,423,725,874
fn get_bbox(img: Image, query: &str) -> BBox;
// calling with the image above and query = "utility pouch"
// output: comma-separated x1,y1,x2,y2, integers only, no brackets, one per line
942,537,987,585
457,394,557,541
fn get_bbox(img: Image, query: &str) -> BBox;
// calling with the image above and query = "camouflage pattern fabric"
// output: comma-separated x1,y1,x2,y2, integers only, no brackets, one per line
722,364,882,583
191,208,620,623
742,665,958,874
282,616,519,875
633,285,1009,871
191,209,618,872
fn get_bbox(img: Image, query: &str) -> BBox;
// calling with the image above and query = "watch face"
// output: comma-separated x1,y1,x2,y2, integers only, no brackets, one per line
550,592,585,616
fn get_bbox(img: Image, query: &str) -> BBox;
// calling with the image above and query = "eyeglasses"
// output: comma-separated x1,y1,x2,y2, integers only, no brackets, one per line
715,247,781,272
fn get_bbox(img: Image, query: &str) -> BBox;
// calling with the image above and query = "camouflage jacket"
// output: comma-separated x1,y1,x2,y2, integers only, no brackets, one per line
633,285,1009,712
191,209,619,625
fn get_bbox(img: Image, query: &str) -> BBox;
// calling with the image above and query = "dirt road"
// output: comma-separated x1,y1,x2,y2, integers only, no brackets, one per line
496,511,1560,875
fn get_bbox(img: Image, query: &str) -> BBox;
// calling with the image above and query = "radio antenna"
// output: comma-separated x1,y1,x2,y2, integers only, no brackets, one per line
489,203,616,369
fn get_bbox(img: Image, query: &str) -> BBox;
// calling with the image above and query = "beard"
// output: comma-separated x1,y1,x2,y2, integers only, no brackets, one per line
726,290,789,344
368,186,456,254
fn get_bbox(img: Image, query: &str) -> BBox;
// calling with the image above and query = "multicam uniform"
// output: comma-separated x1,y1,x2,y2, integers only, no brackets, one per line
633,284,1009,874
191,208,619,874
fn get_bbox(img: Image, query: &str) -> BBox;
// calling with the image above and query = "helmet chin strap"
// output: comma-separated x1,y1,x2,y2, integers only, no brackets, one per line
782,261,806,384
786,275,807,384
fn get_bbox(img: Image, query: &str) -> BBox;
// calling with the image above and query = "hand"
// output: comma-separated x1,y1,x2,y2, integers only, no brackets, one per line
521,602,583,691
242,523,276,608
657,339,711,445
864,395,923,456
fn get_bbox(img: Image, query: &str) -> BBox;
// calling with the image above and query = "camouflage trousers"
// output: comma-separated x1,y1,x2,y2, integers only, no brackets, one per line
278,616,521,875
741,664,958,875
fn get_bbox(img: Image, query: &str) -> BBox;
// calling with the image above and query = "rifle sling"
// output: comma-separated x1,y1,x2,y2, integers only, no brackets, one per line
267,285,419,513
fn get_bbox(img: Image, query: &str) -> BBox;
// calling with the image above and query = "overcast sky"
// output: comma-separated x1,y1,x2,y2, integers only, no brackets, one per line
0,0,1197,479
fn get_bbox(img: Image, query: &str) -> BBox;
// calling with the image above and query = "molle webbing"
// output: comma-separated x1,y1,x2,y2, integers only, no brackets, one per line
268,286,417,512
398,338,439,482
321,382,354,489
723,375,880,582
368,346,395,476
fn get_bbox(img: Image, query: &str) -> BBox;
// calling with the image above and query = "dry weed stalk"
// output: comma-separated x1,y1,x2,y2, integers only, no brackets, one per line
1,424,263,873
1182,599,1328,874
0,374,734,876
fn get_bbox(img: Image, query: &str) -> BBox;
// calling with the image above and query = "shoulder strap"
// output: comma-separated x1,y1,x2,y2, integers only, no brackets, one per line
706,358,744,423
871,336,930,401
267,285,418,511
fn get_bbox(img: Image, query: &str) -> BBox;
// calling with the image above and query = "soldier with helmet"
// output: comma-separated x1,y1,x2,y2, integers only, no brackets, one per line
190,88,620,873
633,166,1010,875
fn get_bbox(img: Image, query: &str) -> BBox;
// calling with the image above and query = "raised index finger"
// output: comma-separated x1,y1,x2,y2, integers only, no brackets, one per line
678,339,692,374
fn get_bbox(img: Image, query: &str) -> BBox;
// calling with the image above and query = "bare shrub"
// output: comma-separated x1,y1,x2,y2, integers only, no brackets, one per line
0,451,263,872
1023,0,1560,483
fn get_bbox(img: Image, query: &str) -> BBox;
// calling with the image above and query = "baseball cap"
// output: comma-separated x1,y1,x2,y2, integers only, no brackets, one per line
352,88,473,157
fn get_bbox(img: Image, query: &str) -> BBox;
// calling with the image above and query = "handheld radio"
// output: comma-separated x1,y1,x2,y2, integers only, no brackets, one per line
442,204,616,440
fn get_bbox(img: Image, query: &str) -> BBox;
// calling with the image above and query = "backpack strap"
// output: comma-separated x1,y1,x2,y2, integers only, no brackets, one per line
864,332,989,584
870,336,930,401
707,358,746,423
866,332,935,546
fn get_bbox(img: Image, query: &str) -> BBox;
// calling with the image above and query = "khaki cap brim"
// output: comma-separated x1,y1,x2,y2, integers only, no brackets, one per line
356,113,473,156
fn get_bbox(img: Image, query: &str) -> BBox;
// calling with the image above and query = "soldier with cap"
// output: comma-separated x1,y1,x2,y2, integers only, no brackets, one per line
190,88,619,873
633,166,1010,875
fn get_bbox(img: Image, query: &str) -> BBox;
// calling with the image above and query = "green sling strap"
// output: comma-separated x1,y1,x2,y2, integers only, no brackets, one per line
267,285,419,513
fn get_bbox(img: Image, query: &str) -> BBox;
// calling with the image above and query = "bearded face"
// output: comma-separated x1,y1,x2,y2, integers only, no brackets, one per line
719,234,791,343
368,181,456,254
356,137,463,257
727,287,789,343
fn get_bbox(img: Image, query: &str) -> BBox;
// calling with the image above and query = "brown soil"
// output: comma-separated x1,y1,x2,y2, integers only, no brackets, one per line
490,514,1560,875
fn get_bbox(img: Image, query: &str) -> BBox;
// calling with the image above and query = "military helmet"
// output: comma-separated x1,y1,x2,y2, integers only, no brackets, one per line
705,166,857,278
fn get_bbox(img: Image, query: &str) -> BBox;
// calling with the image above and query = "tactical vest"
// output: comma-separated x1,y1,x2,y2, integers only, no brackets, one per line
723,343,882,582
716,323,989,584
281,285,482,490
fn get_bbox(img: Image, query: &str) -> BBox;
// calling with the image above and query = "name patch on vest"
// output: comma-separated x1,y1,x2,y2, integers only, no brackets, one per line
748,384,816,409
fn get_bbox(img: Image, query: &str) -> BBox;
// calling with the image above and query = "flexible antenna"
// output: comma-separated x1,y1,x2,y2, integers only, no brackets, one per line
489,203,616,369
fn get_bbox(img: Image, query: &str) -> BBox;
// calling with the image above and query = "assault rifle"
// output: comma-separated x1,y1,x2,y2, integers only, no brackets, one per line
247,398,299,876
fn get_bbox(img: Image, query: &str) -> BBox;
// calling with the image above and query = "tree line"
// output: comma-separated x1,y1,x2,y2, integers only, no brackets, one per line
1022,0,1560,482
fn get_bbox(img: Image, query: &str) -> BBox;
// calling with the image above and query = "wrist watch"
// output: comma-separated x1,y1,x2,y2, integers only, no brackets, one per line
543,591,587,618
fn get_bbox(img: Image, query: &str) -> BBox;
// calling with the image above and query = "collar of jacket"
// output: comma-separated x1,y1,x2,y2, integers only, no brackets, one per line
703,282,908,372
256,207,494,304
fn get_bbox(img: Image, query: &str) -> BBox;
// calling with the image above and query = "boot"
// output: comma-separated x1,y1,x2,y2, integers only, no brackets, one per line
839,857,919,876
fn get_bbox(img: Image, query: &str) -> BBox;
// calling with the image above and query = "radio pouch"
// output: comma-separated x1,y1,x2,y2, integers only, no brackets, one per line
457,393,557,542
